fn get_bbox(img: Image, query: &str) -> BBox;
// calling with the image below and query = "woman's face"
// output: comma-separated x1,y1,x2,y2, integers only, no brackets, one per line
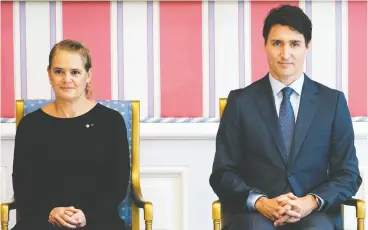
48,50,91,101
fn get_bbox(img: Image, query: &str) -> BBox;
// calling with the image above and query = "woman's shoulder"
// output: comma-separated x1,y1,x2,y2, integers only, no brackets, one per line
95,102,127,122
20,106,45,122
16,107,45,131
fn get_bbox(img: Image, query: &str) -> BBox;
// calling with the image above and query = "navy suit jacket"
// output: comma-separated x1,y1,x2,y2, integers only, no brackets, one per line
210,74,362,226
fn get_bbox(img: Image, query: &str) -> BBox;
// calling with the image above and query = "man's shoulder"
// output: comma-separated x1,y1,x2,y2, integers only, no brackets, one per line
309,78,342,99
228,77,267,100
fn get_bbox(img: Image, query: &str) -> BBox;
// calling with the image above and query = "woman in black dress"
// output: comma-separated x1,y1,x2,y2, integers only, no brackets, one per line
11,39,130,230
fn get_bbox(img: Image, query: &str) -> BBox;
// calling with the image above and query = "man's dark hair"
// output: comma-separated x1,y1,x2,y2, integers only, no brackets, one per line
263,4,312,45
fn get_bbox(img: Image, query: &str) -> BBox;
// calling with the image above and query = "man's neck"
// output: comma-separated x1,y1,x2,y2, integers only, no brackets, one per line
270,72,302,86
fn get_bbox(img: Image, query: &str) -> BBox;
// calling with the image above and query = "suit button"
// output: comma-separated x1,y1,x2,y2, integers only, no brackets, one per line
287,173,292,177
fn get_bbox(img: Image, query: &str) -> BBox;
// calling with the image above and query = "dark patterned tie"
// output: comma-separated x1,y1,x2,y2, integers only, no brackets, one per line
279,87,295,160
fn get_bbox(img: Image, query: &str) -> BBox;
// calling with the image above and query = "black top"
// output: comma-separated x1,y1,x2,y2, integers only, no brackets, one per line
12,103,130,225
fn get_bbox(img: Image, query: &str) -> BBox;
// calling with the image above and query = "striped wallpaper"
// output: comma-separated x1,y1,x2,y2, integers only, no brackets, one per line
1,1,368,119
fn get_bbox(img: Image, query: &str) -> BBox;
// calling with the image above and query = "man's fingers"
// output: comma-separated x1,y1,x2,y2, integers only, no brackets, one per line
277,193,298,202
278,199,301,211
274,212,300,227
289,201,301,211
55,215,76,228
61,213,78,225
284,209,302,218
278,205,291,216
65,210,74,216
48,217,59,226
285,217,301,223
287,193,298,199
277,196,289,202
271,210,283,220
277,199,294,207
66,206,79,213
274,215,289,227
49,216,61,227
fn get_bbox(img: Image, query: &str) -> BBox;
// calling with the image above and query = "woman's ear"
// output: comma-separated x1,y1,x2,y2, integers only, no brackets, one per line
47,67,52,83
87,68,92,83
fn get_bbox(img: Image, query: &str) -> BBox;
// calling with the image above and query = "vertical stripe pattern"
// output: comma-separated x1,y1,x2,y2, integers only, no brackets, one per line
208,0,216,117
1,2,15,117
26,2,51,99
335,0,342,91
311,2,336,89
305,0,312,77
63,2,111,100
202,1,210,117
117,1,124,100
160,2,203,117
13,2,21,101
348,1,368,116
341,0,349,99
122,2,148,118
110,1,118,100
20,2,27,99
50,1,56,99
152,1,161,118
147,1,154,118
1,1,368,118
238,1,245,89
214,2,239,117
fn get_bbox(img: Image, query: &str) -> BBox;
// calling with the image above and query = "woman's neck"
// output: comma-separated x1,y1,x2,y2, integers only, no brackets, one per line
53,97,93,118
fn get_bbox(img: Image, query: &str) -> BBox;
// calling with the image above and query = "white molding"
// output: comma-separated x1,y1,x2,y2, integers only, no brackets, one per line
140,166,188,230
1,122,368,140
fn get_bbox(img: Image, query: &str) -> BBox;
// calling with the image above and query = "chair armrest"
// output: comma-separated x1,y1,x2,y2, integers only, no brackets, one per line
212,200,221,220
1,201,16,230
212,200,222,230
132,183,152,217
343,198,365,219
132,181,153,230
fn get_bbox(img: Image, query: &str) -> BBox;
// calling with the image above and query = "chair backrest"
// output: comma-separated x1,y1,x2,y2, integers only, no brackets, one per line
219,98,227,119
15,99,135,227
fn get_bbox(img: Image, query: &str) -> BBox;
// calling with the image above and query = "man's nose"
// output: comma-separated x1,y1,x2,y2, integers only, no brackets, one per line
280,46,291,59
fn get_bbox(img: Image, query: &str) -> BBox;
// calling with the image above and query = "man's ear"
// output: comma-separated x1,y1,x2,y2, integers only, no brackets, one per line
306,41,311,51
263,39,268,52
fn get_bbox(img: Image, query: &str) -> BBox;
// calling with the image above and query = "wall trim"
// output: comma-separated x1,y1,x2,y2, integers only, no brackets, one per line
140,166,188,230
1,122,368,140
2,116,368,124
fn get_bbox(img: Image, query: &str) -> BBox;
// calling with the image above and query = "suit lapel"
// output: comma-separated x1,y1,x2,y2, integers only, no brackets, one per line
287,76,319,167
255,77,287,165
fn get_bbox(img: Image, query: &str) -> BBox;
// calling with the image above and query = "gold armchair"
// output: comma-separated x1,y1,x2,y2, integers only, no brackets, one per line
212,98,365,230
1,99,153,230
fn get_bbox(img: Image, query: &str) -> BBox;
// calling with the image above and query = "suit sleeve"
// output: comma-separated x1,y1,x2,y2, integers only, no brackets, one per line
311,92,362,211
209,90,265,207
84,112,131,221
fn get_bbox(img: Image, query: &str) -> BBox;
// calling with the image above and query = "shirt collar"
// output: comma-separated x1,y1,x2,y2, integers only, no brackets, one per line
268,72,304,97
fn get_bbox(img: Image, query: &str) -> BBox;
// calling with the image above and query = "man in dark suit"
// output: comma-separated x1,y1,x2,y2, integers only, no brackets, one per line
209,4,362,230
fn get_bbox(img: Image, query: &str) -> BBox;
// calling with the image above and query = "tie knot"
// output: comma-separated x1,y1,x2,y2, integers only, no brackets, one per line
282,87,293,99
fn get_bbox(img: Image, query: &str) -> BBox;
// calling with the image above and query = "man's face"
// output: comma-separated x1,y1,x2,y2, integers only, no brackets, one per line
264,24,309,82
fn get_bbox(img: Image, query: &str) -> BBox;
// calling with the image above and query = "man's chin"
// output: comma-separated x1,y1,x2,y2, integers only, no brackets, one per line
278,72,297,79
